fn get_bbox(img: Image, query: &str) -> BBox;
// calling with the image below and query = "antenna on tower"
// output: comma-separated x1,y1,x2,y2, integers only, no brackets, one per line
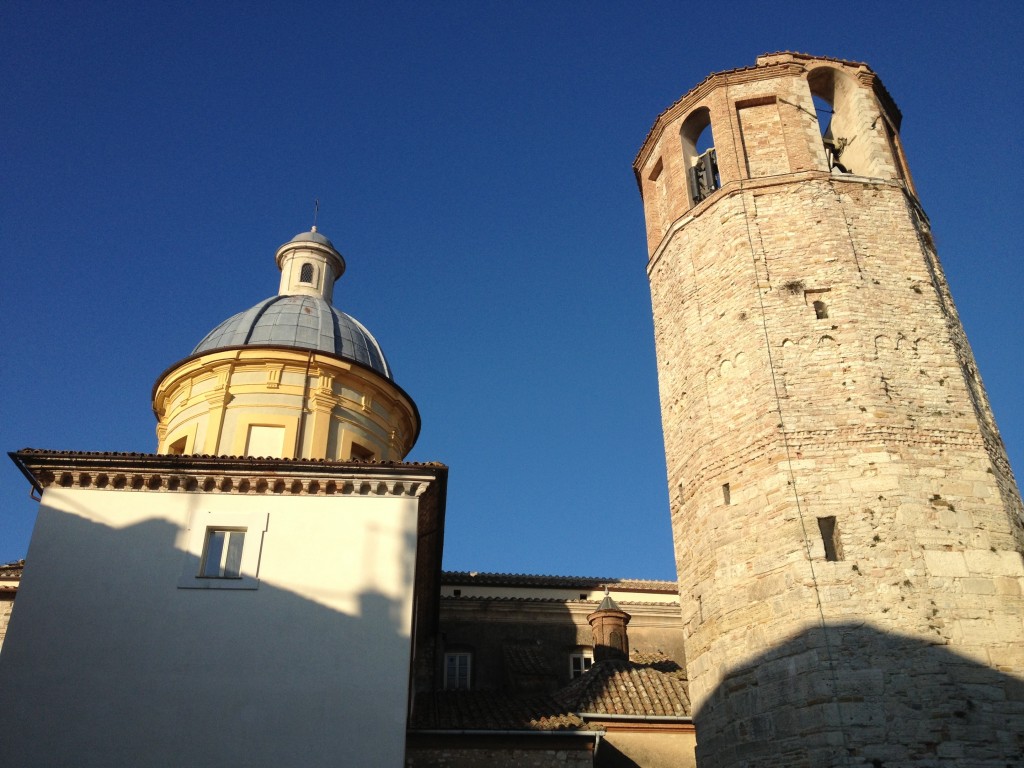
312,198,320,232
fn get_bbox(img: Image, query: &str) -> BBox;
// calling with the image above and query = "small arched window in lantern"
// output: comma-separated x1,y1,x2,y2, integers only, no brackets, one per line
299,262,315,284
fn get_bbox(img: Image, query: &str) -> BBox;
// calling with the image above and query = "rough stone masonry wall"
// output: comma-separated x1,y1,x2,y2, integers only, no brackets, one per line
644,60,1024,764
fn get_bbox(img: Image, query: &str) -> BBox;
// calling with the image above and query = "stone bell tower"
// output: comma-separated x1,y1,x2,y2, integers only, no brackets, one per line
634,53,1024,767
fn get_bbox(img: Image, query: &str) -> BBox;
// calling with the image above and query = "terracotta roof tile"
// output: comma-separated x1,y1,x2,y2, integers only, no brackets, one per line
413,656,691,732
0,560,25,579
628,650,687,679
503,642,550,677
11,448,445,469
442,571,677,592
441,595,680,607
557,660,690,717
412,691,585,731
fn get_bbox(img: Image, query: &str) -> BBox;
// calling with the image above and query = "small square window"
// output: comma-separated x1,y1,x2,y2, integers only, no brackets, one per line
804,288,831,320
570,649,594,679
349,442,375,462
200,528,246,579
444,652,471,690
178,511,267,590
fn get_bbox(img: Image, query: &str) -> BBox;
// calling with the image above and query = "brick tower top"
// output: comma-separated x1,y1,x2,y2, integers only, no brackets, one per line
633,53,915,256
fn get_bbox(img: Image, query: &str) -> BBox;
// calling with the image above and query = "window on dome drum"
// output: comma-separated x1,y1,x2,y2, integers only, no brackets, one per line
299,262,315,284
349,442,375,462
246,425,285,458
200,528,246,578
167,436,187,455
570,649,594,679
444,652,471,690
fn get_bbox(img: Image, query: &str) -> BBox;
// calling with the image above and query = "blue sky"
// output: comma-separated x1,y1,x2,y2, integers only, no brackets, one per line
2,1,1022,580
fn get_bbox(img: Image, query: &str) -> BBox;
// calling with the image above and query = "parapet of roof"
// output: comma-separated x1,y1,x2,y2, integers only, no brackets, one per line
442,570,677,592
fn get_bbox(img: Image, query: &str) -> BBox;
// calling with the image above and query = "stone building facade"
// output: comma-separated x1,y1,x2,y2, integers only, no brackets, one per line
634,53,1024,766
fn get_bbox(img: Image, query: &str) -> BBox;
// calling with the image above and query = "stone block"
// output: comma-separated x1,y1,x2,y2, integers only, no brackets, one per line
922,550,969,578
964,549,1024,577
961,577,997,595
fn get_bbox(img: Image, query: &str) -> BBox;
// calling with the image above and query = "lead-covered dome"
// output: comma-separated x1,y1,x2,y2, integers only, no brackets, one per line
193,295,391,379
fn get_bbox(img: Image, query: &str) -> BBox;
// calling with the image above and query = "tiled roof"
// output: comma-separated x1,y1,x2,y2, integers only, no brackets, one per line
503,643,551,677
11,448,444,468
442,571,677,592
412,691,585,731
557,660,690,717
412,657,690,732
0,559,23,590
441,595,681,607
628,650,686,678
0,560,24,579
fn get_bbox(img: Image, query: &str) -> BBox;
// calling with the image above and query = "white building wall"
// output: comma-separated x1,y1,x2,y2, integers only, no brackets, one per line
0,484,420,768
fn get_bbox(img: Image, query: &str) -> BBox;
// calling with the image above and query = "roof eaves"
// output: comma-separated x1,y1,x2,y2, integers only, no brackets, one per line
441,570,677,592
8,449,447,495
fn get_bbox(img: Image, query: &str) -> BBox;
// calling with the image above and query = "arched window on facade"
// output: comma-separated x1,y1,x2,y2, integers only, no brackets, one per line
299,262,315,284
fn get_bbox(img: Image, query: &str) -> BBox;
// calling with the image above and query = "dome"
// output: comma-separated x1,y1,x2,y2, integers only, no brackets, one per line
192,294,392,379
285,229,336,249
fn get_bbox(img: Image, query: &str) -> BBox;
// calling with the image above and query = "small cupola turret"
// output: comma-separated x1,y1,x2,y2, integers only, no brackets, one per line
275,227,346,303
587,589,631,662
